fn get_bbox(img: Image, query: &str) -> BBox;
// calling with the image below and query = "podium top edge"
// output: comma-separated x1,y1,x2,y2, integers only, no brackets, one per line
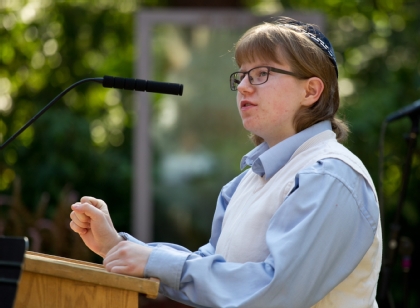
23,251,159,297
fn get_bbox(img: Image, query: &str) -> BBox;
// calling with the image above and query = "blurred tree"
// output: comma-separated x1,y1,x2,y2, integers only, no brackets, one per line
0,0,419,306
0,1,137,256
167,0,243,6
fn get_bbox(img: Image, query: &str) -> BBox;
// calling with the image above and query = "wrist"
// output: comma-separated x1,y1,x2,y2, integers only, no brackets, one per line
100,233,124,258
110,233,124,249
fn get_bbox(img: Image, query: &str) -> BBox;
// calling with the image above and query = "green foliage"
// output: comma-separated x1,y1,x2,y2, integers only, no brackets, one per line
0,0,419,306
286,1,420,306
0,1,136,233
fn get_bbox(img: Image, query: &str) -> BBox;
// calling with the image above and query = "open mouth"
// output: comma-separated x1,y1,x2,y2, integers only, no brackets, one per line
241,100,256,108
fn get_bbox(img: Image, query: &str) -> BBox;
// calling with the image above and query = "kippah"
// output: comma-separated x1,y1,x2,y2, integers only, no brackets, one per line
278,18,338,77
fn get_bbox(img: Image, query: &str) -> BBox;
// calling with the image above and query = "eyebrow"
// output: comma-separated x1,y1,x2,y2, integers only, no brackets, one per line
238,63,278,71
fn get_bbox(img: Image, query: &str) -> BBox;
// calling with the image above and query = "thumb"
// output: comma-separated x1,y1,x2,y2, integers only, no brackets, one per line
81,196,109,212
72,202,105,222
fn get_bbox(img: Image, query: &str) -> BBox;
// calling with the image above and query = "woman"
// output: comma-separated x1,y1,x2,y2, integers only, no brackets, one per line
70,17,382,307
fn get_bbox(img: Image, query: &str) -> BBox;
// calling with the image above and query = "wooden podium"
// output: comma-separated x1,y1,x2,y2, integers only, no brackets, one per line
14,251,160,308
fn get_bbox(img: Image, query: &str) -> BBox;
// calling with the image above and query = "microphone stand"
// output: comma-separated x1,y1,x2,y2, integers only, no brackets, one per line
378,113,419,308
0,76,183,151
0,78,102,151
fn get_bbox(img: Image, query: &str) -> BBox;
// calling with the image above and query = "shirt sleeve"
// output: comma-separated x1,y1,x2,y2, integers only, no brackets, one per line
141,159,379,308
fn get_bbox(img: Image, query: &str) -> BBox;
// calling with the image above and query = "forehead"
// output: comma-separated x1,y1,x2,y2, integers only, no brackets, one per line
237,60,276,71
234,31,290,68
235,47,289,70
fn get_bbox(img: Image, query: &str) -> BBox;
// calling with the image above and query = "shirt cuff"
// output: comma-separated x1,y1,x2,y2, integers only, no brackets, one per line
144,245,190,290
118,232,148,246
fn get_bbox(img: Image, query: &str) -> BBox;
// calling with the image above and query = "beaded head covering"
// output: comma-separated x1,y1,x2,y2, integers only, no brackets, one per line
278,18,338,77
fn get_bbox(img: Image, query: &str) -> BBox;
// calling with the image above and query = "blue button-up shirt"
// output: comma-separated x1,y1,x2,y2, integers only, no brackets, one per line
123,121,379,308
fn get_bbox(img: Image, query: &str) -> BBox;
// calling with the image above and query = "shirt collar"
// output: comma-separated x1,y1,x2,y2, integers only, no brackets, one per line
240,121,332,179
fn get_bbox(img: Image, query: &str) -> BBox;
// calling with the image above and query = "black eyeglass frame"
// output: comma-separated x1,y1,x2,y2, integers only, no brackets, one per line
229,66,300,91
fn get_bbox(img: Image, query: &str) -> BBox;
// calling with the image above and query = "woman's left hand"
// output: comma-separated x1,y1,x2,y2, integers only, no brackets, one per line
103,241,153,277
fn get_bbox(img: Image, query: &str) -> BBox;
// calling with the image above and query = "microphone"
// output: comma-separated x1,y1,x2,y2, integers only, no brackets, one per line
386,99,420,122
0,76,183,150
102,76,183,96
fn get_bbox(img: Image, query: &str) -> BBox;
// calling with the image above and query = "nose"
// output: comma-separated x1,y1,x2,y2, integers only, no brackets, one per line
237,73,253,93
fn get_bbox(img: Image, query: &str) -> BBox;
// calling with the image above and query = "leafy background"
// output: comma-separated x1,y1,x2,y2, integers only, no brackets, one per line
0,0,419,307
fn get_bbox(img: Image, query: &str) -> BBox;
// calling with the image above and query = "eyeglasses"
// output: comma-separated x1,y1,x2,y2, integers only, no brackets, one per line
229,66,299,91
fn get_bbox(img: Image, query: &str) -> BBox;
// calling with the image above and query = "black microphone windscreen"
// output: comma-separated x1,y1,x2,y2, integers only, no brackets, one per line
146,80,183,96
386,99,420,122
102,75,183,96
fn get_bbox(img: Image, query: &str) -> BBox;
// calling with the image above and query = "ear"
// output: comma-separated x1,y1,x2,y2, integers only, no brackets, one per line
301,77,324,107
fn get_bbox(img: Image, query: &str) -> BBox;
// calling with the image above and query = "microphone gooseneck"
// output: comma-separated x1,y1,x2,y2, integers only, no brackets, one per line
0,76,183,150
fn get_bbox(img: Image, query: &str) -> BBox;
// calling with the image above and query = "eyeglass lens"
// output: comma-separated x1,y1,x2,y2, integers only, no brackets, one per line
230,67,270,91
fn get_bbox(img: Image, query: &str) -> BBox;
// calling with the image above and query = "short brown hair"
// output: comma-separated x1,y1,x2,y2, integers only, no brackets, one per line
234,17,348,145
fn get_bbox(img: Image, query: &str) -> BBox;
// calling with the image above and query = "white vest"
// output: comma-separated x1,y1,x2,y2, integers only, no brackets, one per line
215,131,382,307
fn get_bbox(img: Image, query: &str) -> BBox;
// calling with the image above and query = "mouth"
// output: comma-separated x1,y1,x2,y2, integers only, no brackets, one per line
241,100,256,109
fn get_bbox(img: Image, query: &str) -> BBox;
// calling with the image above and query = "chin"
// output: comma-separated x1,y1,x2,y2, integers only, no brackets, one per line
242,123,262,136
242,120,256,131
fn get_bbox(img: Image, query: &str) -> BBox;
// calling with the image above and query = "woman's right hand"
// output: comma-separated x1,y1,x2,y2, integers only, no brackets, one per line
70,196,123,258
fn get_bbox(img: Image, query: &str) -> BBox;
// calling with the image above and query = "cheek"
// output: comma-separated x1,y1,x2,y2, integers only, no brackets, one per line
267,86,302,114
263,99,300,126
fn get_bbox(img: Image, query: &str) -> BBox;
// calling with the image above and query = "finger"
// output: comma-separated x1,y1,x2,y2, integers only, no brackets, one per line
71,202,87,213
108,265,131,275
70,205,91,223
72,202,104,222
104,244,124,266
103,255,134,276
81,196,108,211
70,211,90,229
103,254,119,267
70,221,88,235
108,265,128,275
74,210,90,223
80,196,95,205
103,252,122,271
71,202,81,211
